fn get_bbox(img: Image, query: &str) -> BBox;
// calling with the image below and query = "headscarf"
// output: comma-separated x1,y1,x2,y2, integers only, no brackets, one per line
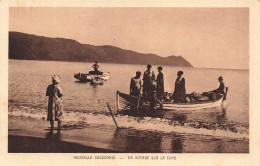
52,75,62,84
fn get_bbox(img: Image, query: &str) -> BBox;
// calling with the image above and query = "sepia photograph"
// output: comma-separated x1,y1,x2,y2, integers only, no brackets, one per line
1,1,260,165
7,7,249,153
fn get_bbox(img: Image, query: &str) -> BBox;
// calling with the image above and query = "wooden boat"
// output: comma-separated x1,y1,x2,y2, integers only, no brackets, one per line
74,71,110,82
116,91,224,111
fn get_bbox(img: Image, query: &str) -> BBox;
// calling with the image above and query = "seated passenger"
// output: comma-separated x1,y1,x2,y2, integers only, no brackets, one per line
213,76,226,94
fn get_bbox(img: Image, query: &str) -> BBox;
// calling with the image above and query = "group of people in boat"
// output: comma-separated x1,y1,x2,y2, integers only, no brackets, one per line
130,64,226,110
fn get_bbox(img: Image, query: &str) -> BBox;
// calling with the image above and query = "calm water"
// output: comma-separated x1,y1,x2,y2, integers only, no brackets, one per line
8,59,249,152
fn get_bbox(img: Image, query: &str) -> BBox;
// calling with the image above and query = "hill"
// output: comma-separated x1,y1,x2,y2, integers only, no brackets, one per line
9,32,193,67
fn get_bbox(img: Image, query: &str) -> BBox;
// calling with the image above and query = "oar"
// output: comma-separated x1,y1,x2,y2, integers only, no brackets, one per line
107,103,119,130
222,87,228,110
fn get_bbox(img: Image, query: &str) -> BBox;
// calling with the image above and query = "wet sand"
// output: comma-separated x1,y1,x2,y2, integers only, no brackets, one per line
8,135,118,153
8,115,249,153
8,116,120,153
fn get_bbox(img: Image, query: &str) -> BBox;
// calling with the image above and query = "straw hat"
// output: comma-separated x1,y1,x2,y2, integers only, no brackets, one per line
52,75,62,84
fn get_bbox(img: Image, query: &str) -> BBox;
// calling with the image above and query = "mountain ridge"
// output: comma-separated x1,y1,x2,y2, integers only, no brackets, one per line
9,31,193,67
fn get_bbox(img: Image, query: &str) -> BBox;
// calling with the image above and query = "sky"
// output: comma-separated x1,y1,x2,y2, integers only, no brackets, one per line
9,8,249,69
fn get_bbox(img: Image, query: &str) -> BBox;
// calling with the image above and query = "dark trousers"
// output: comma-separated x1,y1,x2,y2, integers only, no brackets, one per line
149,91,157,110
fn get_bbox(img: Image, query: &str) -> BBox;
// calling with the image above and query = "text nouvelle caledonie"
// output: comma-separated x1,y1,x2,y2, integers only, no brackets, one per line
73,155,176,160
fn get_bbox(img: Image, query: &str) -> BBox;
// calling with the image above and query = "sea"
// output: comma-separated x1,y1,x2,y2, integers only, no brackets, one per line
8,59,249,153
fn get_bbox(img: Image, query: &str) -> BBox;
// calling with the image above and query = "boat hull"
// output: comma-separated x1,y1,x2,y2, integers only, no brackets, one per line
74,72,110,82
162,99,223,110
117,91,223,111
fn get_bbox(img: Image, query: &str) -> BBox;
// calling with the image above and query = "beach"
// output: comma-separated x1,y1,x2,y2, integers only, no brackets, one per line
9,136,118,153
8,114,249,153
8,115,119,153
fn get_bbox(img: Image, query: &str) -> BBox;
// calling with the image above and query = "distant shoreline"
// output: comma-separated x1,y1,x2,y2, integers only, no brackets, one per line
8,58,193,68
8,59,248,71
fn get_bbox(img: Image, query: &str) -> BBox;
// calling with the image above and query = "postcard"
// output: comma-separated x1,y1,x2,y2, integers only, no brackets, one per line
1,0,260,165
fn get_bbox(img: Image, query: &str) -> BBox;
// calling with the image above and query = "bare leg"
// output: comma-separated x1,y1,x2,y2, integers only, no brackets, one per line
58,120,62,130
50,121,54,129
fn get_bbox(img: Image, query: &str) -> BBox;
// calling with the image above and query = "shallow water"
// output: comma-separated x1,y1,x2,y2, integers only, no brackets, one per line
8,59,249,152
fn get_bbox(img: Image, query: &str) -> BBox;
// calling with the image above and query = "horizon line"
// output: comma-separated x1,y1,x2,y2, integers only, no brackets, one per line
8,59,249,71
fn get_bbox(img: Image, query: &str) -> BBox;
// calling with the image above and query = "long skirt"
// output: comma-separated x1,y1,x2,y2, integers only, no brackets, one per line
47,97,63,121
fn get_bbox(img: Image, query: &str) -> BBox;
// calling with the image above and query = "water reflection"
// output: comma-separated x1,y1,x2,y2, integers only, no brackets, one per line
214,138,225,153
109,128,185,153
45,129,62,142
90,83,103,88
216,109,227,124
172,136,185,152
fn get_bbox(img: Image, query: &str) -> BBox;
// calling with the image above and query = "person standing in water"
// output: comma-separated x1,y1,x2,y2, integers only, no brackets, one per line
130,71,142,96
143,64,155,98
46,75,63,130
143,64,157,110
156,66,164,101
172,71,186,103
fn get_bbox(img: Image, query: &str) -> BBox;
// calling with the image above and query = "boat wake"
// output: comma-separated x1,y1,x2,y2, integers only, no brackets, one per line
8,105,249,139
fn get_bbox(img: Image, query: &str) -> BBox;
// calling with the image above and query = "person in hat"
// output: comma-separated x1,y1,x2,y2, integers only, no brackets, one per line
46,75,63,130
130,71,142,96
142,64,155,97
213,76,226,94
156,66,164,101
172,71,186,103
